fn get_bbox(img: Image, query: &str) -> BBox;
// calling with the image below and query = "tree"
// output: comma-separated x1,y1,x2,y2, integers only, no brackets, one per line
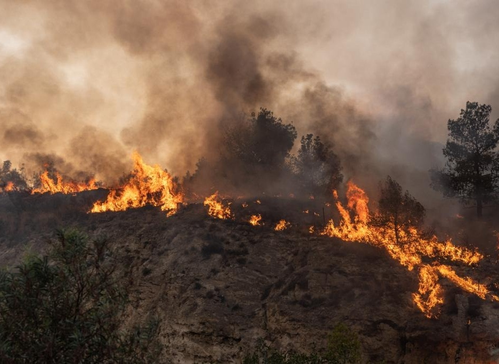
372,176,425,246
0,229,162,363
431,101,499,218
221,108,297,193
0,161,27,192
223,108,297,168
292,134,343,197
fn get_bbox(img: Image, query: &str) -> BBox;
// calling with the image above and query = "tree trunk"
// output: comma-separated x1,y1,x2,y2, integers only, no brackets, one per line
476,195,483,219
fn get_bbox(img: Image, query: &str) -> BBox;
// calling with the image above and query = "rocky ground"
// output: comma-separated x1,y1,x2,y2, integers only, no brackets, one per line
0,192,498,363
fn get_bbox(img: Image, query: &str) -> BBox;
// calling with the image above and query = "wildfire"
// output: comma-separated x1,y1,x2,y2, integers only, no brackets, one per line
1,181,15,193
275,219,291,231
31,171,98,195
204,191,233,219
320,180,491,318
91,152,183,216
249,214,262,226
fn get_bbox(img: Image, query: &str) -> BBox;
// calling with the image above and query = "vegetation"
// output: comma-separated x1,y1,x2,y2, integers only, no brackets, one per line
371,176,425,245
0,161,27,192
243,323,361,364
185,108,343,199
0,229,162,364
431,101,499,218
292,134,343,197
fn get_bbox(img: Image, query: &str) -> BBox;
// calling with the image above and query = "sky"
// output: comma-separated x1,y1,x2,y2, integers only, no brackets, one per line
0,0,498,205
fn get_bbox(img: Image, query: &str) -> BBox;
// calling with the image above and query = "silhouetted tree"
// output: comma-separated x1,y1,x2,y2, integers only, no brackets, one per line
0,229,162,363
292,134,343,197
221,108,297,192
224,108,297,167
372,176,425,246
431,102,499,218
0,161,27,192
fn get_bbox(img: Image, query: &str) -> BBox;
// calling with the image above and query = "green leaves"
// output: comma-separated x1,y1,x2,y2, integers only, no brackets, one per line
0,229,162,364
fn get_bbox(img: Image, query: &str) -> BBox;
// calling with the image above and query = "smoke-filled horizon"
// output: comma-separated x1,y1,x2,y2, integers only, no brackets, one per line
1,0,498,207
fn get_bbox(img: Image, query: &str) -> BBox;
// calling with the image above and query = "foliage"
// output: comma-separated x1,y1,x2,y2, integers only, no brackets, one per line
0,161,27,192
0,229,162,364
242,323,361,364
430,101,499,217
292,134,343,197
223,108,297,168
371,176,425,245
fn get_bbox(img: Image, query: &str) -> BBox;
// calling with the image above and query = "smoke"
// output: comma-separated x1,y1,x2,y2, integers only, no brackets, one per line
0,0,498,207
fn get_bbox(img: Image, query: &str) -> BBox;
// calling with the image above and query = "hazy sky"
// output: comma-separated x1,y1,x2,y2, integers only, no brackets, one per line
0,0,497,198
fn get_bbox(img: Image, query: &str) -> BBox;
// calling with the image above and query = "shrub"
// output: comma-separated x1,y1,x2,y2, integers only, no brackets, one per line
0,229,162,363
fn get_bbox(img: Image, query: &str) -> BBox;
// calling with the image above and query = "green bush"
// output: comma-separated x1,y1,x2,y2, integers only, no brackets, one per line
0,229,162,364
243,323,361,364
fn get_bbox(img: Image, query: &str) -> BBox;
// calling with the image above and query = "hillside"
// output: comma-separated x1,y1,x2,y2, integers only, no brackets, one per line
0,192,498,363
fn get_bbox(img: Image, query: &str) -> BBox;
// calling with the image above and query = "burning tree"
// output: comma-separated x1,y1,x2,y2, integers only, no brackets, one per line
372,176,425,246
292,134,343,198
431,101,499,218
0,161,27,192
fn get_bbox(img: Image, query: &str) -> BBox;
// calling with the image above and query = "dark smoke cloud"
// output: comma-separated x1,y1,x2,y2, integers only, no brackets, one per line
0,0,498,211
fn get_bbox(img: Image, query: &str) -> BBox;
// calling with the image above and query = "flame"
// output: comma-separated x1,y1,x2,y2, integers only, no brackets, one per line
32,171,98,195
275,219,291,231
320,181,489,318
2,181,15,192
255,199,261,205
91,152,183,216
204,191,232,219
242,202,248,208
249,214,262,226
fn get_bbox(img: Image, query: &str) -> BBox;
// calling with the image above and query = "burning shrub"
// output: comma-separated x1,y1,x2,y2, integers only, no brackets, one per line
0,229,162,363
0,160,27,192
371,176,426,246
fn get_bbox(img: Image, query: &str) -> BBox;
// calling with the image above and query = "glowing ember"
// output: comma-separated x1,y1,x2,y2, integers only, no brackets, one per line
242,202,248,208
32,171,98,195
249,214,262,226
275,219,291,231
91,152,183,216
320,180,489,318
204,191,232,219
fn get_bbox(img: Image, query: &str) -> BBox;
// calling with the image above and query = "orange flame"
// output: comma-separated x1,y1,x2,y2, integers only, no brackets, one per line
249,214,262,226
204,191,233,219
91,152,183,216
275,219,291,231
321,181,489,318
2,181,15,192
32,171,98,195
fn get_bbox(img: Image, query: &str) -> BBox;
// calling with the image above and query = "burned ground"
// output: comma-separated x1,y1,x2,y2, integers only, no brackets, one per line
0,192,498,363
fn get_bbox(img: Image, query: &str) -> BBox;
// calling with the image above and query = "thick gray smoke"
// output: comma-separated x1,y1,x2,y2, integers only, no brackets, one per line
0,0,498,208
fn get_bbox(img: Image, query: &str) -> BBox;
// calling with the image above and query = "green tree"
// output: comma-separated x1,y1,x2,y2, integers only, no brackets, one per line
292,134,343,197
431,101,499,218
372,176,425,246
0,229,162,364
